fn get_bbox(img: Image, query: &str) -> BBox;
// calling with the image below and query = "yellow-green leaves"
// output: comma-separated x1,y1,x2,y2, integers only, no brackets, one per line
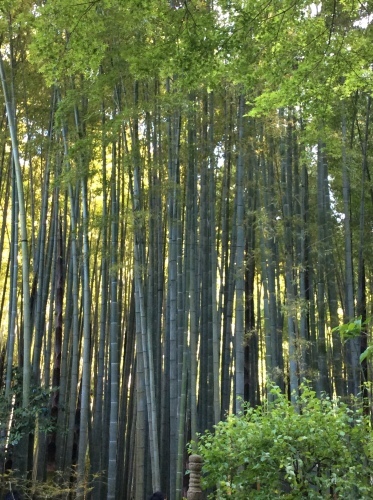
30,0,109,85
196,383,373,498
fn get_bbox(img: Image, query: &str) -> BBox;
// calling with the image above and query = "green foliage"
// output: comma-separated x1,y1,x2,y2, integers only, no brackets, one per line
360,346,373,364
332,317,373,363
332,316,366,342
195,383,373,499
0,369,57,450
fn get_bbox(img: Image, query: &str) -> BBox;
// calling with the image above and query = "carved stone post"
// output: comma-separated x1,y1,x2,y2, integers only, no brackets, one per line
187,454,203,500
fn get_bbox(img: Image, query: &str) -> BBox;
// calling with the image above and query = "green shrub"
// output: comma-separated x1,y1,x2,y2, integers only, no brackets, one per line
0,368,56,451
196,384,373,499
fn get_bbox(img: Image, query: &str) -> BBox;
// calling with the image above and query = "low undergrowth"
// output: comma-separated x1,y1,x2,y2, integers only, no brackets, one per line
195,384,373,499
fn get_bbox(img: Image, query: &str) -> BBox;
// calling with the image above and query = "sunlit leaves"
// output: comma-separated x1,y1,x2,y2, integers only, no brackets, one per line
332,316,365,342
195,383,373,498
29,0,109,84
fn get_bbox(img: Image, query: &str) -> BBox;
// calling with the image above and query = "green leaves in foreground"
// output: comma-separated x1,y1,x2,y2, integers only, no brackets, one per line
332,316,365,342
194,384,373,499
0,369,57,448
331,317,373,364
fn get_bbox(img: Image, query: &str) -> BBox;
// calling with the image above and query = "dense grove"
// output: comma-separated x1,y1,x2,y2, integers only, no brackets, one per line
0,0,372,498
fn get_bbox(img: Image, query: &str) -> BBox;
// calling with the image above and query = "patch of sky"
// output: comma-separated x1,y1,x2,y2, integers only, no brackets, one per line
214,143,225,170
328,175,345,224
302,2,321,18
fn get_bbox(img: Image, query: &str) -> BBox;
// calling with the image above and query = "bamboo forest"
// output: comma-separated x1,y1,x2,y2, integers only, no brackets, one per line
0,0,373,498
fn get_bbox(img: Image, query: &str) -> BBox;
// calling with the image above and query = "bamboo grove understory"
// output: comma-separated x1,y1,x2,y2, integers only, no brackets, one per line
0,0,373,498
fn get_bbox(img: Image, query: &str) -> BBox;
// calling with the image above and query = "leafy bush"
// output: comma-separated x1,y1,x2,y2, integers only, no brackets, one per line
196,384,373,499
0,369,56,451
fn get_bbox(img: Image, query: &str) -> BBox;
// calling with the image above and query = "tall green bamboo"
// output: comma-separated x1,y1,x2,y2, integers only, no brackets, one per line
0,49,32,474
